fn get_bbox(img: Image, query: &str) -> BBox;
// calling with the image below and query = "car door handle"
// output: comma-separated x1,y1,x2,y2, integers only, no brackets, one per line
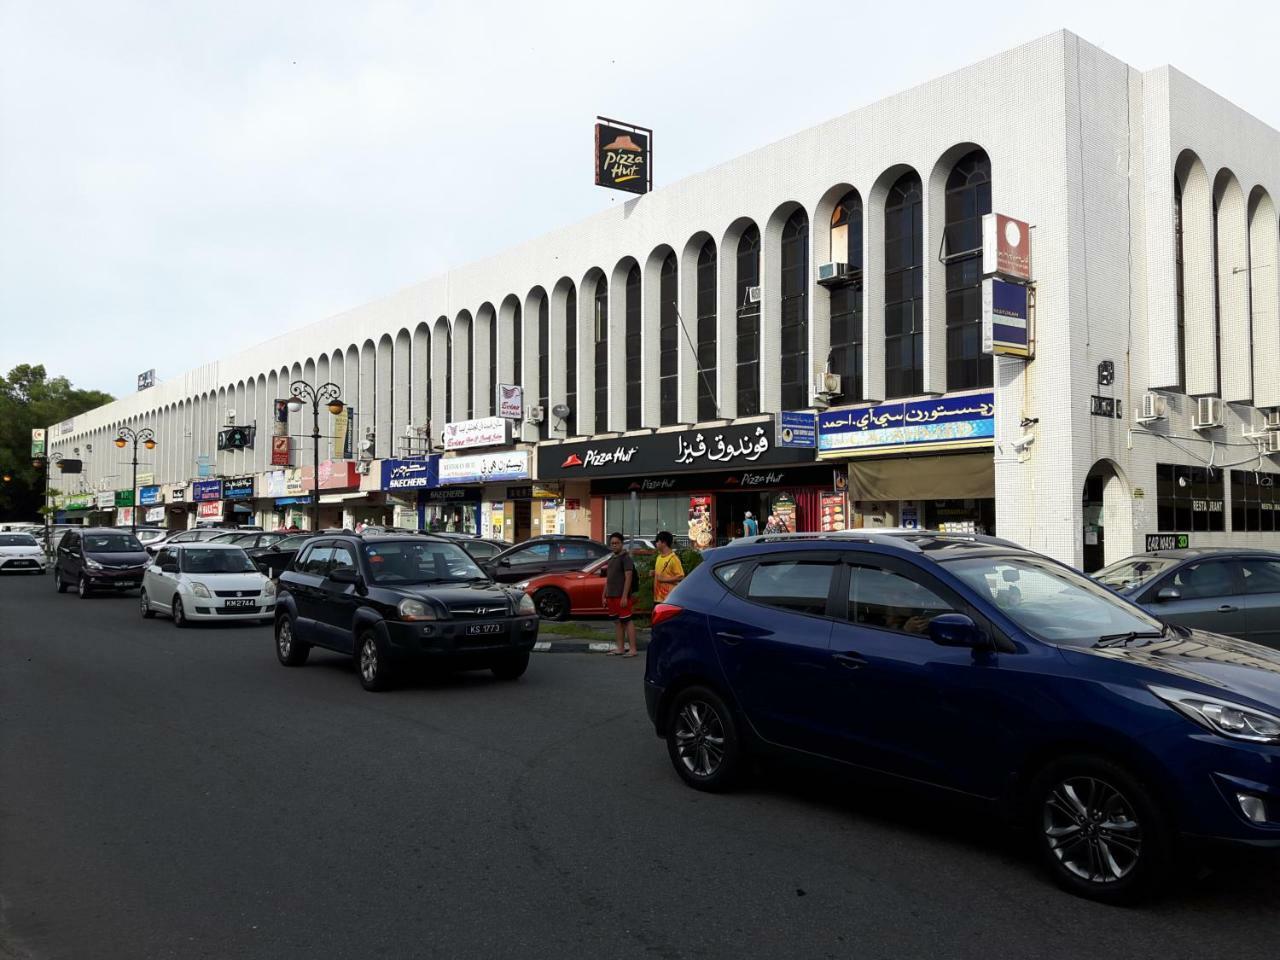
715,631,745,645
832,652,867,670
1217,605,1238,613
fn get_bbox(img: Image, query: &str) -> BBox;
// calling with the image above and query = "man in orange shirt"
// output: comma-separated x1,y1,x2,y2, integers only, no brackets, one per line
652,531,685,603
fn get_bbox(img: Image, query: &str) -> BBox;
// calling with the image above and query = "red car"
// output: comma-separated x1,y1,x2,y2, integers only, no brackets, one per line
516,556,612,621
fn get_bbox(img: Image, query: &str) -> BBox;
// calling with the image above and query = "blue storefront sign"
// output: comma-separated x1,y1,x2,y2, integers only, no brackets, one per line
777,411,817,448
274,496,312,506
223,476,255,500
192,478,223,502
138,485,161,506
982,278,1032,358
819,393,995,457
380,457,439,491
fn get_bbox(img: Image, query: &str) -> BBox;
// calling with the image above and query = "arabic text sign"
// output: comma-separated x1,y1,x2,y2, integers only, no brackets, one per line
444,417,509,451
438,451,529,485
818,393,995,457
777,411,817,449
192,479,223,502
380,457,440,491
138,485,162,506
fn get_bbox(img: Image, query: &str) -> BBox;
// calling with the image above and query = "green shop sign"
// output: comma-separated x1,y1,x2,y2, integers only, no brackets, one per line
114,489,135,507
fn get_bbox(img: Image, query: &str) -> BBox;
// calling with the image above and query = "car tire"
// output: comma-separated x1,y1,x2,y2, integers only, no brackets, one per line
140,589,156,618
77,576,91,599
55,570,67,593
356,629,392,692
275,616,309,666
665,685,744,793
490,651,530,681
1029,754,1171,905
172,596,189,628
533,587,570,621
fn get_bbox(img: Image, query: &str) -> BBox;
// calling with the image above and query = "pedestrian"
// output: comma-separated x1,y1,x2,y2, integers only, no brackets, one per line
602,530,639,658
742,511,758,537
764,513,779,534
652,530,685,603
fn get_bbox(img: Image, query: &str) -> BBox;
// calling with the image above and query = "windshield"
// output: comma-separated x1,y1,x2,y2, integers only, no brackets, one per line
0,534,37,546
944,555,1165,647
84,533,144,553
210,532,248,543
362,540,487,584
180,548,258,574
277,535,311,550
1094,556,1178,591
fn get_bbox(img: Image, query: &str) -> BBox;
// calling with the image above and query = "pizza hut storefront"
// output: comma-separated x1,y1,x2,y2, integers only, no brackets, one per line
536,418,827,547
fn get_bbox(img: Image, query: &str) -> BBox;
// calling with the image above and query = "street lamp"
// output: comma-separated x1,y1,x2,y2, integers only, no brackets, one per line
288,380,343,532
114,427,156,535
43,451,63,546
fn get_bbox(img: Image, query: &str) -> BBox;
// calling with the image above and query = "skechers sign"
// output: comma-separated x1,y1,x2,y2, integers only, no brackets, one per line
818,393,995,458
380,457,439,491
539,419,812,480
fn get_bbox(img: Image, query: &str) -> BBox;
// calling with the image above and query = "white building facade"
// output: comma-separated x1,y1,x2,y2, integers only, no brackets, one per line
45,31,1280,567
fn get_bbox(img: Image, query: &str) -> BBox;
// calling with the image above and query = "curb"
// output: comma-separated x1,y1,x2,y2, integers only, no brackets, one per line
533,637,650,654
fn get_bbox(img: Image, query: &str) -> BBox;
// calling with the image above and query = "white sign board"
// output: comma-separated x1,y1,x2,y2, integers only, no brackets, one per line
497,384,523,420
443,417,510,451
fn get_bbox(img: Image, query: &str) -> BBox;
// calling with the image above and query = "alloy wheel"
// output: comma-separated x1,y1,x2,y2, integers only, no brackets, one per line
360,637,378,684
1043,776,1143,884
78,576,88,598
672,699,726,779
277,619,292,658
535,590,566,620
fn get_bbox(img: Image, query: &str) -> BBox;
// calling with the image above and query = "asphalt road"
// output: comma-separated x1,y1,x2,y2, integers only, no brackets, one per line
2,573,1278,960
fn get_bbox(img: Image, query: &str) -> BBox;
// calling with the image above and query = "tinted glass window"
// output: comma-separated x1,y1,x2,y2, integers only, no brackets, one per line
278,535,311,550
847,564,955,635
1242,558,1280,595
1094,557,1177,591
300,546,334,575
330,545,357,573
557,541,594,561
84,533,143,552
180,548,257,574
362,541,484,584
463,541,502,561
0,534,37,546
155,549,173,566
714,562,746,588
1169,560,1240,599
506,543,552,565
745,560,833,616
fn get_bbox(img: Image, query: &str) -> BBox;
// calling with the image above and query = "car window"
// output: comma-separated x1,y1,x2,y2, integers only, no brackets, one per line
744,559,834,616
278,535,311,550
62,532,79,549
1242,558,1280,595
257,533,285,548
300,546,335,576
465,541,502,561
557,542,595,561
179,548,257,573
1094,556,1177,591
506,543,552,565
155,548,173,566
209,532,243,543
1168,559,1241,600
83,533,144,553
847,563,956,636
363,541,485,584
330,545,357,574
0,534,37,546
713,561,747,589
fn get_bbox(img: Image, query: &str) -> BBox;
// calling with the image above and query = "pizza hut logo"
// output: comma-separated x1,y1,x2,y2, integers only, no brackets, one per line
562,453,583,468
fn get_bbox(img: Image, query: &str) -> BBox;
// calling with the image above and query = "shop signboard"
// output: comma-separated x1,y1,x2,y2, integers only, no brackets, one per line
818,393,995,458
332,405,351,459
271,435,291,466
1146,533,1190,551
982,213,1031,282
118,507,134,526
114,489,134,507
497,384,523,420
136,473,155,486
273,399,289,437
819,491,847,532
137,369,155,391
318,459,359,490
438,450,529,485
283,469,306,497
540,418,811,480
95,491,115,509
138,485,162,506
380,457,439,492
57,418,75,436
424,487,481,503
64,492,94,511
594,120,651,195
164,484,186,503
264,471,286,498
223,476,255,500
197,501,224,522
532,482,560,499
31,428,46,457
145,506,166,523
982,279,1032,358
771,492,797,533
687,495,714,550
443,417,509,451
590,464,836,496
539,499,563,536
192,479,223,502
777,412,817,448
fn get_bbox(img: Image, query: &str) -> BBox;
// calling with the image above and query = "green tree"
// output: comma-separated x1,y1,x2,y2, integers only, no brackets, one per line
0,365,114,521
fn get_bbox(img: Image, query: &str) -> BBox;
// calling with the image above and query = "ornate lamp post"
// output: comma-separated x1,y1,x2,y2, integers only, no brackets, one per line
42,451,64,548
114,427,156,535
288,381,344,532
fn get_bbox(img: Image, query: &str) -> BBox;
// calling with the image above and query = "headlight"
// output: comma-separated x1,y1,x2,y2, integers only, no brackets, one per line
1150,686,1280,744
513,581,531,591
398,598,436,621
262,579,276,597
517,593,536,616
84,558,103,570
190,581,212,599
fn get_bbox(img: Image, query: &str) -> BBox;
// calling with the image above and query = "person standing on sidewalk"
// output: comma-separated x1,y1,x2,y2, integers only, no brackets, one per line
652,531,685,603
602,531,639,657
742,512,758,538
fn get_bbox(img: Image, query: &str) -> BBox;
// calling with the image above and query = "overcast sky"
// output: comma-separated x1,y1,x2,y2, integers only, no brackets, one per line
2,0,1277,399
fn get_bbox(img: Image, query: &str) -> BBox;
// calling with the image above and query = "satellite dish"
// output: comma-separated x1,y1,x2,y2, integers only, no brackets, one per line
551,403,571,420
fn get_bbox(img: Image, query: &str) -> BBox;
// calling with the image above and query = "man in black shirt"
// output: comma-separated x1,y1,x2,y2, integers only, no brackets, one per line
602,531,638,657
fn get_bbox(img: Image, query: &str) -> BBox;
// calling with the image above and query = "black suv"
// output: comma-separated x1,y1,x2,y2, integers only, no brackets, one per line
484,535,609,583
54,527,150,598
274,534,539,691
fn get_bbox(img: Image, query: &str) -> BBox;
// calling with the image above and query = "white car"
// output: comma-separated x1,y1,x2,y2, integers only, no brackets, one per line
144,527,227,556
141,542,276,627
0,532,47,574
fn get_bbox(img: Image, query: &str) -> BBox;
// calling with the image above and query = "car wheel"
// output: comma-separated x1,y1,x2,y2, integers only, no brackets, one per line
172,596,189,628
533,587,570,621
356,630,392,691
1030,755,1171,904
490,651,530,681
140,589,156,618
665,685,744,792
55,570,67,593
77,576,91,599
275,617,310,666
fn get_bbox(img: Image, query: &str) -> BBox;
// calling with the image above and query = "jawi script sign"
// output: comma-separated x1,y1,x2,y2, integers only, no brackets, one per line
594,120,651,195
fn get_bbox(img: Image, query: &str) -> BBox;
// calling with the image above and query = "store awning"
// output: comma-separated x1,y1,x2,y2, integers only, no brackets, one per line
848,452,994,501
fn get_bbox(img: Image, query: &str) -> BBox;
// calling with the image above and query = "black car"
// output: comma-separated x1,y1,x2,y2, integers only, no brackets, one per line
484,535,609,584
54,527,150,598
432,532,512,564
274,534,539,690
246,533,315,579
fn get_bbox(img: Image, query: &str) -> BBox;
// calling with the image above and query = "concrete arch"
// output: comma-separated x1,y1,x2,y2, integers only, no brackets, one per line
473,303,495,417
1214,169,1250,402
644,245,677,426
765,201,810,412
431,317,450,438
578,269,606,435
678,231,717,423
392,329,411,457
610,257,641,431
1082,458,1133,572
548,279,576,439
357,344,374,462
497,294,522,391
1176,150,1216,395
453,311,473,421
343,346,360,433
522,287,549,441
869,164,923,402
409,324,430,432
721,216,761,419
1249,187,1280,408
375,334,393,459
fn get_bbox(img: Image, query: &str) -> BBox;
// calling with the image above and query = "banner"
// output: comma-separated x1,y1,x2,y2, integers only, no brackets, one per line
95,492,115,509
498,384,523,420
197,501,224,522
443,417,508,450
687,495,713,550
138,485,162,506
982,213,1031,281
192,479,223,502
145,506,165,523
982,278,1031,358
777,411,817,448
273,399,289,437
819,491,847,532
31,429,45,458
438,450,529,485
114,489,135,507
380,458,439,491
332,405,350,459
223,476,255,500
771,492,797,533
271,435,291,466
594,120,651,195
818,393,995,458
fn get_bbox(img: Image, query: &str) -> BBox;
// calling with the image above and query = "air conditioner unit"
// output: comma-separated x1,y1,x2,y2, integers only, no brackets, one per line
525,405,545,425
1136,392,1167,423
745,285,762,304
225,409,236,425
1193,396,1223,430
1265,409,1280,431
816,262,851,286
811,363,841,402
1262,431,1280,456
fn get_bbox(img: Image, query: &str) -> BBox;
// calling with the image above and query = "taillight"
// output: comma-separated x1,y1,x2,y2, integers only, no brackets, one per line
650,603,683,627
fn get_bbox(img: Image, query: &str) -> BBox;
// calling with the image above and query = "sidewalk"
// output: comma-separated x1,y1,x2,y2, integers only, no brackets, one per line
533,618,651,654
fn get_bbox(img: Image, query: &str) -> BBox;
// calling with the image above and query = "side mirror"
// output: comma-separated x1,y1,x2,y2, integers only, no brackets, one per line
329,567,358,584
498,558,512,567
1156,586,1181,602
928,613,988,649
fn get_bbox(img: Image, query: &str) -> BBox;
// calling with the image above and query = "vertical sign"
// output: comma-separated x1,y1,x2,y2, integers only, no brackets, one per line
981,278,1032,358
982,213,1031,281
137,369,156,391
819,491,846,532
687,495,713,550
273,399,289,436
271,436,291,466
497,384,523,420
594,120,651,195
31,428,46,458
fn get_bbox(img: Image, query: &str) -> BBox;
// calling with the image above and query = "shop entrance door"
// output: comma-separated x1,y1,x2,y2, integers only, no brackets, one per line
715,491,767,544
513,499,532,542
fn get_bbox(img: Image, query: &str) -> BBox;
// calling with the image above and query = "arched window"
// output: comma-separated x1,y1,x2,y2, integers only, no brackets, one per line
512,302,522,386
885,171,923,399
445,323,453,425
594,276,608,433
659,253,678,425
625,265,642,429
1174,177,1186,390
696,240,717,420
565,286,577,436
537,295,549,440
829,192,863,403
736,226,761,416
780,208,809,410
944,150,992,391
488,314,497,410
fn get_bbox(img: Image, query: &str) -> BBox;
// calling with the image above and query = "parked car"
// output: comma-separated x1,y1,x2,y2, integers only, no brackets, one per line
125,527,168,546
644,530,1280,903
1095,549,1280,647
274,533,539,691
145,527,228,555
483,535,609,584
141,543,276,626
624,538,656,556
432,532,512,564
245,532,315,579
54,528,150,597
515,556,611,620
0,532,47,574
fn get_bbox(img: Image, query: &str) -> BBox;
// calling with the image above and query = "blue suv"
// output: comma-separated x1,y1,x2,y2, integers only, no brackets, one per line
644,532,1280,903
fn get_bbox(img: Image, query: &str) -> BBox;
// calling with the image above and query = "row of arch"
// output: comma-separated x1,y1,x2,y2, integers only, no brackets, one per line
57,145,1002,488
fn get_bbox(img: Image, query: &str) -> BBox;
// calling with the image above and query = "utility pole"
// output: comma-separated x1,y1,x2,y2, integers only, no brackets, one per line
114,427,156,535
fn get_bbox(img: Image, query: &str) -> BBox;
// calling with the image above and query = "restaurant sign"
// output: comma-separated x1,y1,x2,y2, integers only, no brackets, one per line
818,393,995,458
438,450,530,485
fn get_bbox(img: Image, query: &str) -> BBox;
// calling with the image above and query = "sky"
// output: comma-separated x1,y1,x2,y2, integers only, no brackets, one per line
2,0,1278,400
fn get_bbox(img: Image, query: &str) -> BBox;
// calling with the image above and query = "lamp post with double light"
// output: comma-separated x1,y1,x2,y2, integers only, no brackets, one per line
41,451,64,550
288,381,344,533
114,428,155,535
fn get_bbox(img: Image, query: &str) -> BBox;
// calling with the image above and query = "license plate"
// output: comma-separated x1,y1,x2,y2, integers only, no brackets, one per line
466,623,503,636
224,598,255,608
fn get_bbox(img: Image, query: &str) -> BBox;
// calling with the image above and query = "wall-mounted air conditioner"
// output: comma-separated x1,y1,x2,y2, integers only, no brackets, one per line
1136,392,1167,423
525,405,545,425
1265,409,1280,431
816,262,851,286
1193,396,1223,430
1262,431,1280,456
